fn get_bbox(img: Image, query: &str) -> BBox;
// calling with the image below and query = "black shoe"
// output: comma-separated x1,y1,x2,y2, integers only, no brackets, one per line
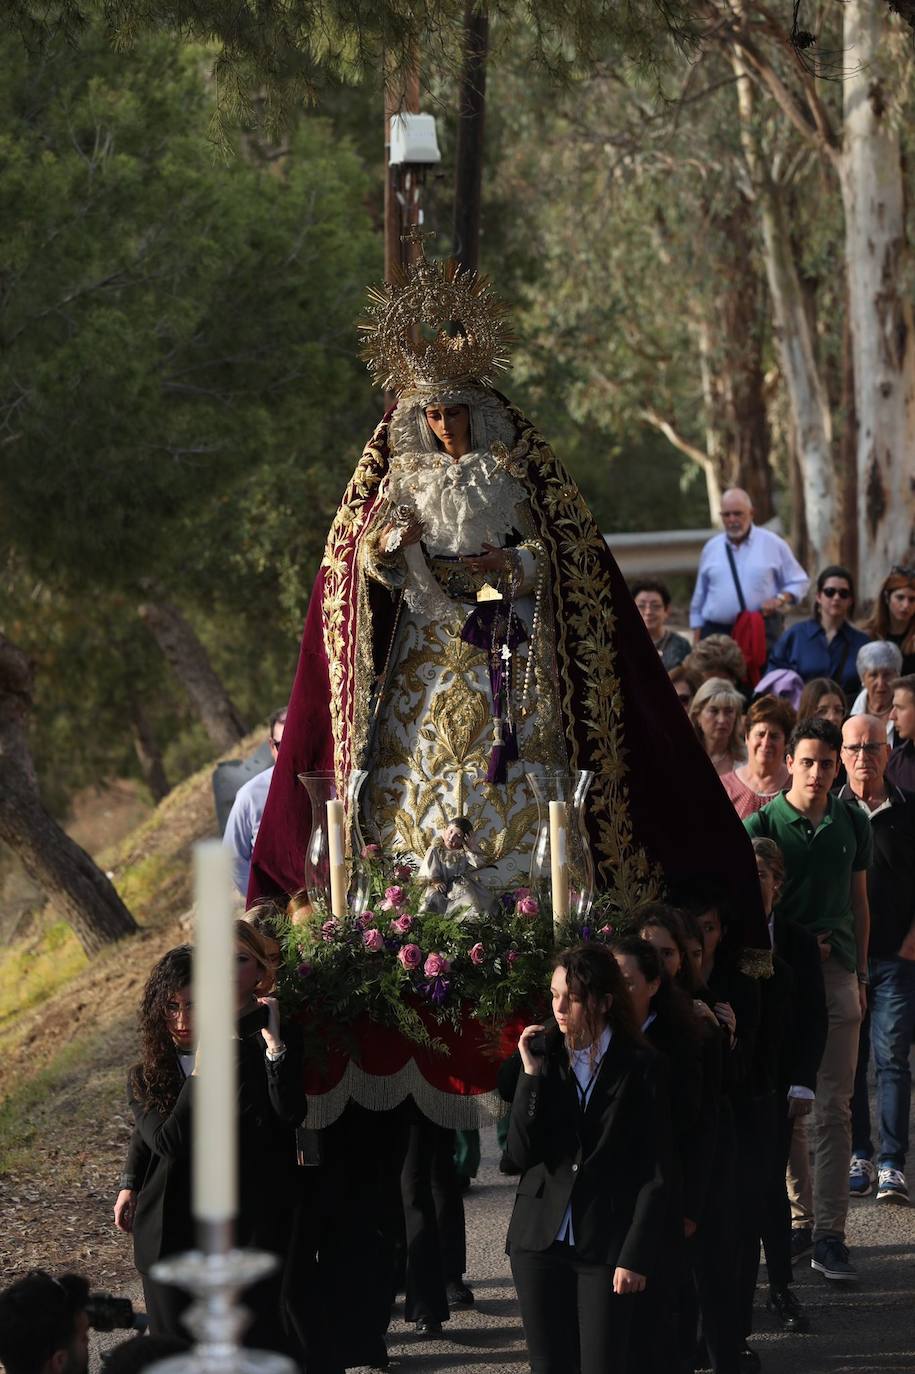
446,1280,474,1307
789,1226,813,1260
811,1235,857,1281
414,1318,444,1336
738,1343,761,1371
766,1285,809,1332
499,1152,521,1176
457,1175,472,1193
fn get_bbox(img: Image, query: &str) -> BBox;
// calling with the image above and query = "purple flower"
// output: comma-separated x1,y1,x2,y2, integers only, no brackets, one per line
581,926,591,942
398,943,423,970
423,975,451,1006
506,949,520,966
297,961,312,978
363,928,384,952
469,942,485,966
321,919,338,942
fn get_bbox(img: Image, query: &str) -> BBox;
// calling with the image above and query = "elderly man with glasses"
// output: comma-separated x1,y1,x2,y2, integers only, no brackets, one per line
840,713,915,1206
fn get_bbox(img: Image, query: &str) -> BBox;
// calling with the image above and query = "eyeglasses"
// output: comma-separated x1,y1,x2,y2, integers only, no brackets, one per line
821,587,851,599
841,742,886,755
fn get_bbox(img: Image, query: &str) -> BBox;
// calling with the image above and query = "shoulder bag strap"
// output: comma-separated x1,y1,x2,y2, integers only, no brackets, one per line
724,540,747,614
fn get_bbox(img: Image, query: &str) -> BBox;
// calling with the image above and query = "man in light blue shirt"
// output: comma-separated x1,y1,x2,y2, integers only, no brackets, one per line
689,487,809,645
223,707,286,897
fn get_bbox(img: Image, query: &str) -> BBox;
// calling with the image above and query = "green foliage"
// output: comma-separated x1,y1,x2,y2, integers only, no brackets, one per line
0,20,381,807
1,1,702,141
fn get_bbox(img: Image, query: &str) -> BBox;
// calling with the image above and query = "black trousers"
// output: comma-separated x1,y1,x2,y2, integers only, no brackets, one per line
287,1104,404,1372
141,1273,191,1342
735,1092,777,1342
400,1105,467,1322
690,1101,740,1374
511,1242,634,1374
759,1092,795,1292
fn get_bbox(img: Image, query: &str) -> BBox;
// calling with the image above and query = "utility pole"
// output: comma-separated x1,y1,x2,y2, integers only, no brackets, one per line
384,64,421,283
452,3,489,273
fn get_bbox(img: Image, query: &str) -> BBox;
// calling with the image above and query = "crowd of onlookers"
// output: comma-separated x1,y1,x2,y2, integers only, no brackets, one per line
621,489,915,1369
3,491,914,1374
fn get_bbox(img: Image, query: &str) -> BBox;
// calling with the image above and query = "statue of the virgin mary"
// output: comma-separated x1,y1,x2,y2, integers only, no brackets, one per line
249,249,769,957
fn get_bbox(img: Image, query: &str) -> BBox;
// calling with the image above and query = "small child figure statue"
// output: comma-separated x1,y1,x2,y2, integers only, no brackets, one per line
418,817,495,917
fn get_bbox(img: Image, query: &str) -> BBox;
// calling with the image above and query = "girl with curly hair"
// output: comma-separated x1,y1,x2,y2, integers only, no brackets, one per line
117,925,306,1352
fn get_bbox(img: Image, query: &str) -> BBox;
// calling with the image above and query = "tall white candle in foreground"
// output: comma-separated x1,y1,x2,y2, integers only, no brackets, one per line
327,798,347,918
549,800,569,931
193,840,237,1229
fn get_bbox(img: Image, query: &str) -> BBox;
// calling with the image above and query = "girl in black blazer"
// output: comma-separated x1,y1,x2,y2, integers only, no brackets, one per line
505,943,671,1374
124,923,306,1354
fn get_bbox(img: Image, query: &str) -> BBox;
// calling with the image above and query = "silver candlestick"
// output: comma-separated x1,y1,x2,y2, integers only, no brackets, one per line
148,1236,297,1374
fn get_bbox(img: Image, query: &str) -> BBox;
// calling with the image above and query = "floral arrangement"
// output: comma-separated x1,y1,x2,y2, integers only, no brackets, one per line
276,846,627,1051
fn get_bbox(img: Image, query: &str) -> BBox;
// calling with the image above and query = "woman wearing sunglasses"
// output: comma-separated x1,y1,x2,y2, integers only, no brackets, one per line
767,566,869,697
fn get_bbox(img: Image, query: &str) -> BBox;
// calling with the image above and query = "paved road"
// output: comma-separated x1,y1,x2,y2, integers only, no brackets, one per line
91,1121,915,1374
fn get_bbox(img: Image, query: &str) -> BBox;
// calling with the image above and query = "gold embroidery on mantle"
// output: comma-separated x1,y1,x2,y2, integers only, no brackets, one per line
504,404,664,914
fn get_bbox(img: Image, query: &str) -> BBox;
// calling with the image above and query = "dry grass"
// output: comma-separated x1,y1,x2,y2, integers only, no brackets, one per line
0,729,267,1284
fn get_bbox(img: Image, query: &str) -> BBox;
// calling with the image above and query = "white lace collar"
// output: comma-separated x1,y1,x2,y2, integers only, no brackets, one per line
386,447,526,557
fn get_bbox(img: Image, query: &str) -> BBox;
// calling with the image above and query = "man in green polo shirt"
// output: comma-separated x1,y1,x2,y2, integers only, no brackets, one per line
745,716,871,1282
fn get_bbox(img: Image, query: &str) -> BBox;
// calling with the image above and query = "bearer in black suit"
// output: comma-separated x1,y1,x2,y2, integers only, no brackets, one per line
504,943,672,1374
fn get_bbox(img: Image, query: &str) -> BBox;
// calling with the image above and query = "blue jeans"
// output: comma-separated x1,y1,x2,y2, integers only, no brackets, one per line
851,956,915,1169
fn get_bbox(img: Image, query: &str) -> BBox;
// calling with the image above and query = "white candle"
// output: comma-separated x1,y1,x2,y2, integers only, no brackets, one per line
327,798,347,918
549,800,569,930
192,841,236,1229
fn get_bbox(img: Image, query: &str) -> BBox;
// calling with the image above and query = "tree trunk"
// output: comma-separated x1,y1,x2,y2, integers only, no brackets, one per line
839,0,915,597
138,599,247,752
452,1,488,273
732,54,838,568
0,634,139,956
129,694,171,802
695,204,774,522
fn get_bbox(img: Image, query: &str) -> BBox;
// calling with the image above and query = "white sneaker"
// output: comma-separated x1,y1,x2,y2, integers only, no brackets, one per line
876,1167,909,1204
849,1155,877,1197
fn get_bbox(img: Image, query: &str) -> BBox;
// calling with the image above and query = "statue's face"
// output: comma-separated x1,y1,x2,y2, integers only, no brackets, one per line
443,823,466,850
424,404,471,457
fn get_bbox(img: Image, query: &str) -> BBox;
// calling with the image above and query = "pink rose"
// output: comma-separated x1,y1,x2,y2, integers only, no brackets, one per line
361,843,382,859
321,919,338,941
390,912,414,935
506,949,520,965
394,862,413,883
358,909,376,928
362,928,384,952
514,886,532,900
424,951,451,978
381,885,407,910
516,895,540,917
599,923,615,936
469,942,486,966
398,943,423,970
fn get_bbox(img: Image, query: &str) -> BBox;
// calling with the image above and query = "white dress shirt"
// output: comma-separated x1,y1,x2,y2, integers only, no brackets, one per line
689,526,809,629
222,765,275,896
